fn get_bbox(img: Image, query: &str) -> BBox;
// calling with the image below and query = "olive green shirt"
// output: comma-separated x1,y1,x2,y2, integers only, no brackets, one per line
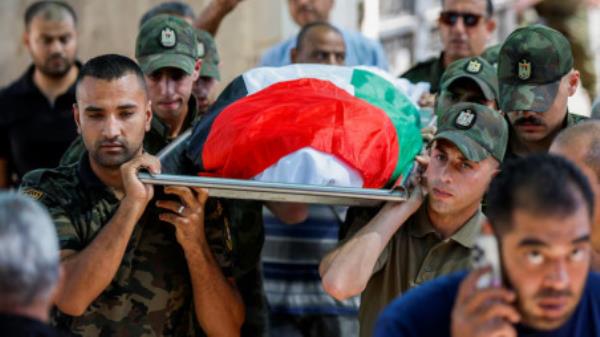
400,54,445,94
20,155,233,337
345,205,485,337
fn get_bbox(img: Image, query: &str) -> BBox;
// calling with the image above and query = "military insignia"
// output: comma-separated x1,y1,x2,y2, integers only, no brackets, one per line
21,188,44,201
455,109,476,129
160,27,176,48
518,59,532,80
465,59,482,74
197,42,205,58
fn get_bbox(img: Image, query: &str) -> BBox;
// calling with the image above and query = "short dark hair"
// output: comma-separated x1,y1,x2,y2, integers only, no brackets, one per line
295,21,344,51
553,120,600,182
441,0,494,17
24,1,77,27
139,1,195,27
487,154,594,236
76,54,147,98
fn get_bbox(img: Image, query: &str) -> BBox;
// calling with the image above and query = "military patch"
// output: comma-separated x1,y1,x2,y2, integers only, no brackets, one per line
160,27,177,48
518,59,532,80
21,188,44,201
465,59,482,74
197,42,205,58
455,109,476,129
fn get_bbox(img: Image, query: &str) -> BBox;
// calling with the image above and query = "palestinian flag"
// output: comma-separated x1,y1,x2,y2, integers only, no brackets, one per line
186,64,423,189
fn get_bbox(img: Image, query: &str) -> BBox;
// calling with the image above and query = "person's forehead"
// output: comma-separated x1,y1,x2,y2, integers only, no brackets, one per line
305,30,345,50
29,15,76,34
509,207,591,245
78,75,145,101
433,139,466,158
442,0,487,12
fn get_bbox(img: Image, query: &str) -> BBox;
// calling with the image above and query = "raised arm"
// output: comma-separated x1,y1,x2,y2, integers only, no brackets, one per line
195,0,244,36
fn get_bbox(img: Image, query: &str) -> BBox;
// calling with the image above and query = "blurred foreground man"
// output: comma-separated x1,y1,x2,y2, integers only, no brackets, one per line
375,154,600,337
0,193,62,337
20,54,244,337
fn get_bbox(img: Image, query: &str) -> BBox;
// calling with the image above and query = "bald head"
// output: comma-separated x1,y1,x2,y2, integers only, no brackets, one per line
291,22,345,65
551,121,600,182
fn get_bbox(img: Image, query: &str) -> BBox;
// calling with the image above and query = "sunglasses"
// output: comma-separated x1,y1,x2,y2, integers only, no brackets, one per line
439,11,484,27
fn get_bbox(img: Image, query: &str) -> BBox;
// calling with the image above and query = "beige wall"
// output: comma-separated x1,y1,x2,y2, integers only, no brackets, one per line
0,0,286,90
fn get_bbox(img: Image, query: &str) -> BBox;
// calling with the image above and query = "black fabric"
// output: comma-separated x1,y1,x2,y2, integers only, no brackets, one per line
0,64,80,186
0,313,65,337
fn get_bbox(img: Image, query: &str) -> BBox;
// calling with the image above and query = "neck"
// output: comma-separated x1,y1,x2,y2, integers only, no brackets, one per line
442,53,455,68
0,302,50,323
33,65,78,104
427,202,479,238
88,154,124,192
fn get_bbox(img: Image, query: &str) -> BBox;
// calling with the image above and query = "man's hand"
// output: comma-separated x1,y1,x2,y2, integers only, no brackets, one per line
212,0,244,12
451,268,521,337
120,153,161,204
156,187,210,249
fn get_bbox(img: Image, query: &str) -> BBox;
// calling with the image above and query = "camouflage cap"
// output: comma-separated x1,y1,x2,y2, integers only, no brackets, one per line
195,29,221,80
440,57,499,102
135,14,199,75
481,44,501,68
434,102,508,163
498,24,573,113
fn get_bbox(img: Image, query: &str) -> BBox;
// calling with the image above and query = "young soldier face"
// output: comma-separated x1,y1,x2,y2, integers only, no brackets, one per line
425,140,497,215
146,67,197,122
25,13,78,78
500,204,591,330
75,74,151,168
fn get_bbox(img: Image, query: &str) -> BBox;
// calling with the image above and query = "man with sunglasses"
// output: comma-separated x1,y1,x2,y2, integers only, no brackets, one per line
498,24,586,162
401,0,497,94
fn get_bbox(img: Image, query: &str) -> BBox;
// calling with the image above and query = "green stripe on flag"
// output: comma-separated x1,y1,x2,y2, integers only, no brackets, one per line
351,69,423,185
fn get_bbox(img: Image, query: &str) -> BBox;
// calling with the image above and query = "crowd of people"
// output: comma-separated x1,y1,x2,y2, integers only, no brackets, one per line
1,0,600,336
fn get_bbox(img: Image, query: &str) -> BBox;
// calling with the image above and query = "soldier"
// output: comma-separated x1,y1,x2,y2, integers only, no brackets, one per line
498,24,585,161
60,14,202,163
192,29,221,115
375,154,600,337
0,1,79,187
435,56,499,118
20,54,244,336
401,0,497,94
320,102,509,337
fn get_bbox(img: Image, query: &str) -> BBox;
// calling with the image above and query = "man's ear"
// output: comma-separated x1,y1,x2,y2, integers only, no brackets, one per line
567,70,580,97
485,18,497,36
145,100,153,132
290,47,298,64
73,103,81,134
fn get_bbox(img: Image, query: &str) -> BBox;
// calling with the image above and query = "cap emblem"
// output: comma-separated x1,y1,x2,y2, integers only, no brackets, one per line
455,109,476,129
160,27,177,48
466,59,482,74
518,59,532,80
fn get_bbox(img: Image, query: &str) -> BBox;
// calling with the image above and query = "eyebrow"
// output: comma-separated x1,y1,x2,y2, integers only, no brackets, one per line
518,234,591,247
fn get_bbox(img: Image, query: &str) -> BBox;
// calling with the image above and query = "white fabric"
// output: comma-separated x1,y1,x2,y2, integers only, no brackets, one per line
253,147,363,187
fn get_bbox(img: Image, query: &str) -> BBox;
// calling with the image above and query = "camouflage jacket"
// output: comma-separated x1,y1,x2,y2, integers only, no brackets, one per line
20,155,233,337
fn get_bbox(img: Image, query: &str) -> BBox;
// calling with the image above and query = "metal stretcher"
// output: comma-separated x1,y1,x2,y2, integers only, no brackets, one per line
137,130,408,206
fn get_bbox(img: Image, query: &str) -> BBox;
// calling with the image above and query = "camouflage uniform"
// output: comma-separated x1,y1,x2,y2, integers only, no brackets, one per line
498,24,587,161
436,56,499,117
343,103,509,337
20,156,233,337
